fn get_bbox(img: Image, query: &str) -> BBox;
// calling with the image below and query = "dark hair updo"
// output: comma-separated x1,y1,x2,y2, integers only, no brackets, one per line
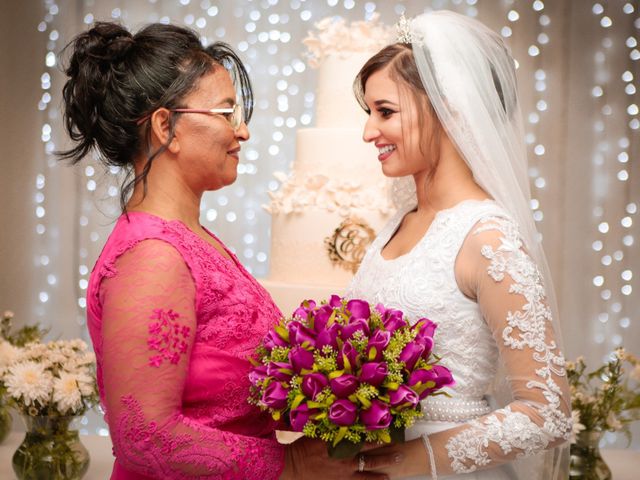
58,22,253,210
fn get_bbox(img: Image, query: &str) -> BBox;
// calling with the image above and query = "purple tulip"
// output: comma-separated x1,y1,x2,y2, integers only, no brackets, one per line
329,374,359,398
292,306,309,320
360,400,392,430
261,381,289,410
414,318,437,339
383,309,407,333
341,318,370,341
248,365,268,386
316,323,340,351
366,329,391,361
289,321,316,347
359,362,388,386
312,305,334,332
328,399,358,426
290,403,316,432
374,303,387,316
399,341,425,371
267,361,293,381
289,346,314,374
329,295,342,308
407,365,455,399
388,385,420,410
346,299,371,320
337,341,360,371
301,373,329,400
264,330,288,351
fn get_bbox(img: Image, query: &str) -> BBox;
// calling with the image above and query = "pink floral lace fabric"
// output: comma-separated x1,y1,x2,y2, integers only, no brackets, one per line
86,212,285,479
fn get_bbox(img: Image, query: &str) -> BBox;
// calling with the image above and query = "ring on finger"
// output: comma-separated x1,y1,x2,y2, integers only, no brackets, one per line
358,454,366,473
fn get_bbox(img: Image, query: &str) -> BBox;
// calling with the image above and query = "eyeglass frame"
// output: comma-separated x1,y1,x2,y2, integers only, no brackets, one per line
136,103,244,130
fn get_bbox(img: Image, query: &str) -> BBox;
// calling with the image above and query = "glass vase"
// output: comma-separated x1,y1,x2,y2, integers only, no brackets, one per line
569,430,612,480
0,400,12,444
12,415,90,480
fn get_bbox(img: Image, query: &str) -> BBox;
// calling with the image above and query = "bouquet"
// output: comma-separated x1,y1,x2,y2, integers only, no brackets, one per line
567,348,640,443
0,339,99,418
249,295,454,457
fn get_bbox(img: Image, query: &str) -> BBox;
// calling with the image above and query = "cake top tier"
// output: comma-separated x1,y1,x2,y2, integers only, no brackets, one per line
303,13,394,68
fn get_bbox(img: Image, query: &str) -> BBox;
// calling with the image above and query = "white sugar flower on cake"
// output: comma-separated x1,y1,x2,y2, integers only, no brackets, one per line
303,13,394,68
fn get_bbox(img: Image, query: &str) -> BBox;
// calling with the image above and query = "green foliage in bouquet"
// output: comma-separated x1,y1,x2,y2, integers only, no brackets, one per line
1,311,48,347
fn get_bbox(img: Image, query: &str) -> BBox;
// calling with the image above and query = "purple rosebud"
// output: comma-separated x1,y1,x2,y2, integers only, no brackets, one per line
248,365,268,386
261,381,289,410
346,299,371,320
312,305,334,332
328,399,358,426
289,346,314,374
341,318,370,341
414,318,437,339
267,361,293,382
337,341,360,372
301,373,329,400
264,330,288,351
289,321,316,348
366,329,391,362
383,309,407,334
388,385,420,411
329,374,359,398
399,341,425,372
359,362,388,386
316,323,340,351
290,403,316,432
360,399,392,430
329,295,342,308
407,365,455,399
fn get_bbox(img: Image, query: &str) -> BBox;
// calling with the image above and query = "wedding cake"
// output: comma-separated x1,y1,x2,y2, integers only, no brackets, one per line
261,16,394,314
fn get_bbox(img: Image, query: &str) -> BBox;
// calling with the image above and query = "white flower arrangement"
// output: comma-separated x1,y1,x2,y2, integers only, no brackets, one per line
0,339,98,417
303,13,394,68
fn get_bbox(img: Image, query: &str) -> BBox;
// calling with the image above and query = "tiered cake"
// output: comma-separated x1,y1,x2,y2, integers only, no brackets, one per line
261,16,394,314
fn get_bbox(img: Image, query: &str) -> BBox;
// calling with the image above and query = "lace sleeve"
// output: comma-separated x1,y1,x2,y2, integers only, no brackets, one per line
420,216,572,476
99,239,284,479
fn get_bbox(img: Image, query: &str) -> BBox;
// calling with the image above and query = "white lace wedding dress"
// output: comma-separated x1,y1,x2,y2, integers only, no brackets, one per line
347,199,572,479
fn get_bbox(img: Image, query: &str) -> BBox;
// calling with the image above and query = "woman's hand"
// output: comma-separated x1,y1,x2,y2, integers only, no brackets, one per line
280,437,403,480
354,439,430,479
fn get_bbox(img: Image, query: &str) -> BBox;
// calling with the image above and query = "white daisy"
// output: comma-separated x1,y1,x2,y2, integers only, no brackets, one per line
53,372,83,414
5,361,52,406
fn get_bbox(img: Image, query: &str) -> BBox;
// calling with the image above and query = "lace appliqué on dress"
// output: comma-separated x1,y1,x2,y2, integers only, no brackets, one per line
148,309,191,368
445,216,572,474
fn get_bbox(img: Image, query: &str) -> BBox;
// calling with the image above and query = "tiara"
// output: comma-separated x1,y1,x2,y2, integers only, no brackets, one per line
395,13,415,43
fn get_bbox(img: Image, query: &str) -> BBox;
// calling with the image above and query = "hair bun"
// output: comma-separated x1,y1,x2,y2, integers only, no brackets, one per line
86,22,134,63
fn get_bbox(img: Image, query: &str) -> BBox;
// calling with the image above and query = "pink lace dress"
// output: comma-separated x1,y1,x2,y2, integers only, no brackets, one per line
86,211,285,479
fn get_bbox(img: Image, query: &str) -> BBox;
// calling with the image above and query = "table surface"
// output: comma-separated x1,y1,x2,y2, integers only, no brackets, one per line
1,431,639,479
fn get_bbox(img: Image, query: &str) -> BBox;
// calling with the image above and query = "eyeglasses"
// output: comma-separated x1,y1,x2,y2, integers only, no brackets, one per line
136,103,244,130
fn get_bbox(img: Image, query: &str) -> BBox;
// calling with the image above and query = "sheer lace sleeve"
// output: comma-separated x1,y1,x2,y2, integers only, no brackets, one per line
99,239,285,479
420,216,572,476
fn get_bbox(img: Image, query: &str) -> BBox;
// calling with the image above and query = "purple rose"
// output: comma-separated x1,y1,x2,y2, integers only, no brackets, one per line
315,323,340,351
288,321,316,347
337,341,360,372
312,305,334,333
264,330,288,351
407,365,455,399
388,385,419,411
248,365,268,386
346,299,371,320
359,362,388,386
383,309,407,333
399,341,425,371
328,399,358,426
360,399,392,430
301,373,329,400
341,318,370,341
261,381,289,410
366,329,391,362
289,403,316,432
329,295,342,308
330,374,359,398
267,361,293,381
289,346,314,374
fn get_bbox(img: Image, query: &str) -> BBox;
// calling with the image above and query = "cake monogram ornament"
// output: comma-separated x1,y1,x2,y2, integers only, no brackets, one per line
325,217,376,274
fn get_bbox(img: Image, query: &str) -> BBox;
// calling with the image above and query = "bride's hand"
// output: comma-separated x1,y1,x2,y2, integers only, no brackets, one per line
280,437,403,480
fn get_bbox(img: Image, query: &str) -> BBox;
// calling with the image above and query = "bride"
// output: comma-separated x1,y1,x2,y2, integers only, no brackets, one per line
348,11,572,479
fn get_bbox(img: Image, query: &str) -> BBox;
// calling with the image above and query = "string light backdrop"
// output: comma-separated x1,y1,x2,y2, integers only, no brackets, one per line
32,0,638,446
